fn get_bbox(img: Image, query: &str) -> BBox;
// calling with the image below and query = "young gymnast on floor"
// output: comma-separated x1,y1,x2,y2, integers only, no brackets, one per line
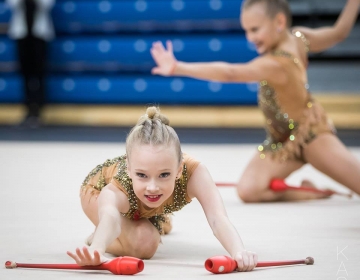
150,0,360,202
67,106,257,272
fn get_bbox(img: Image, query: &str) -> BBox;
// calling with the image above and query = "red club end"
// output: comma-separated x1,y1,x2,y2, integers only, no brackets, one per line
104,256,144,275
205,256,237,274
5,261,17,269
270,179,288,192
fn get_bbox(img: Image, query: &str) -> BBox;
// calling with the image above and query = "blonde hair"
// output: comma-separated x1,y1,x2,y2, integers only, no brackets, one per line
242,0,292,28
126,106,182,163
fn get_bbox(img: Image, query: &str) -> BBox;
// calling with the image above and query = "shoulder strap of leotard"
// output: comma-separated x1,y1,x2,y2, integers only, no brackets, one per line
292,30,310,53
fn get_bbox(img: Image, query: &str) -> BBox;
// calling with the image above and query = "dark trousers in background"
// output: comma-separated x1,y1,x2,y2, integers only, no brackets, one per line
17,36,47,117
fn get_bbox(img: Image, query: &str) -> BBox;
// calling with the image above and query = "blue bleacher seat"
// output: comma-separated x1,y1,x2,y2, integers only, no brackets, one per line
1,0,346,34
49,35,257,72
52,0,244,33
0,74,258,105
1,34,257,72
0,1,10,24
0,37,15,62
0,74,23,103
47,75,258,105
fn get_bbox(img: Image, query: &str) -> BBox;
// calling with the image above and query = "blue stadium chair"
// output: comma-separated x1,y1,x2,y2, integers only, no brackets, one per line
0,74,23,103
0,37,16,62
0,1,10,24
49,35,257,72
47,75,258,105
1,34,258,73
53,0,243,33
0,74,258,105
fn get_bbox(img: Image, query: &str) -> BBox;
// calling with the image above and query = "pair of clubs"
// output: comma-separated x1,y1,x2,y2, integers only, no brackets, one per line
6,255,314,275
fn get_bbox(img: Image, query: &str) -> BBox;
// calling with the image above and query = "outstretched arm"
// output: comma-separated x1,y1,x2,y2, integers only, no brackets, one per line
293,0,360,53
150,41,286,84
67,184,129,266
88,184,126,254
187,164,258,272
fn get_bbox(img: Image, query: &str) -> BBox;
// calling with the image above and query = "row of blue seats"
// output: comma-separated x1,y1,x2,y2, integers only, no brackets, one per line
0,35,258,72
1,0,344,34
0,74,258,105
0,0,243,33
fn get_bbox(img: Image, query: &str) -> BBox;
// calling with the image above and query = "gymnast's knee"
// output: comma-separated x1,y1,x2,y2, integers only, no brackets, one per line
130,221,159,259
237,183,263,203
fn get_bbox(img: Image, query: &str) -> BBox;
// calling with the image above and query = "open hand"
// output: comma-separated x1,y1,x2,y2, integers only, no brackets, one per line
233,250,258,272
67,246,109,266
150,40,177,76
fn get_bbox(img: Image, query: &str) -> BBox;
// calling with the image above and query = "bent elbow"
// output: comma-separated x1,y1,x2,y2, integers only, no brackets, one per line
333,28,351,44
336,33,348,43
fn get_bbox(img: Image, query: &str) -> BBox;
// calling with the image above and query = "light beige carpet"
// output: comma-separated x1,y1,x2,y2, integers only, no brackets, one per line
1,142,359,279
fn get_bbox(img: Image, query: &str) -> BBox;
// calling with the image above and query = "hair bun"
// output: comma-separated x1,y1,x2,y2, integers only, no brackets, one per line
146,106,158,119
145,106,170,125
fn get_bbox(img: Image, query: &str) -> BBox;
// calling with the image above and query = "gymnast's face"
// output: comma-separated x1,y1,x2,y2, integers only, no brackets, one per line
127,143,183,208
241,3,282,54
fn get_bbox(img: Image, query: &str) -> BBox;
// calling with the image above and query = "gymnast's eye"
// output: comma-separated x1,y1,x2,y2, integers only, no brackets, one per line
250,27,258,33
160,172,170,178
136,173,147,178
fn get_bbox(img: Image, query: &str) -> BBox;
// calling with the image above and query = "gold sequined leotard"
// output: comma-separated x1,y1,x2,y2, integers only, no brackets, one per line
257,31,336,162
80,154,200,234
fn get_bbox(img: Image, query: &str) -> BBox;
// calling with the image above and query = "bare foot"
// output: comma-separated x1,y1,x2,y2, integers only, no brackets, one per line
279,179,332,201
300,179,333,199
300,179,316,188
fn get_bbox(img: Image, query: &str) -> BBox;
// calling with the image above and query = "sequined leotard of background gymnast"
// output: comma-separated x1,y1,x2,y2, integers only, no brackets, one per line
257,30,336,163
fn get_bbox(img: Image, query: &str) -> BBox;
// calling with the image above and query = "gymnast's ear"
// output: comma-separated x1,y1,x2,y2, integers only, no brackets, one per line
275,12,287,32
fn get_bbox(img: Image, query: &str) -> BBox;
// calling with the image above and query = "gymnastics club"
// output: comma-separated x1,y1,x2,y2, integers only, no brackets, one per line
215,179,353,198
269,179,353,198
5,256,144,275
205,255,314,274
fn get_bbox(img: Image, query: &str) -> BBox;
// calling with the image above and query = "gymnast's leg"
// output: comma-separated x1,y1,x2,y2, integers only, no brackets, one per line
236,151,330,202
303,133,360,195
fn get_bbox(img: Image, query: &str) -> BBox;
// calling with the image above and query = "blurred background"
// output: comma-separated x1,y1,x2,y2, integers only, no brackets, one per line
0,0,359,142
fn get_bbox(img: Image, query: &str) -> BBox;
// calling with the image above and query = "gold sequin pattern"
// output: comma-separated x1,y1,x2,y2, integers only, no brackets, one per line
114,155,190,235
257,46,317,161
272,50,301,65
80,156,123,194
258,78,299,160
292,30,310,52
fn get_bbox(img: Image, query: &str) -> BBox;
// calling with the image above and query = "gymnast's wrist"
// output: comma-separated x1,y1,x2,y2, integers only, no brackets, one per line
231,247,246,259
169,61,178,76
89,244,106,255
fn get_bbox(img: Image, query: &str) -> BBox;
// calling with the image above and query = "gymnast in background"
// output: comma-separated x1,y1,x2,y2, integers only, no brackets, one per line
150,0,360,202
